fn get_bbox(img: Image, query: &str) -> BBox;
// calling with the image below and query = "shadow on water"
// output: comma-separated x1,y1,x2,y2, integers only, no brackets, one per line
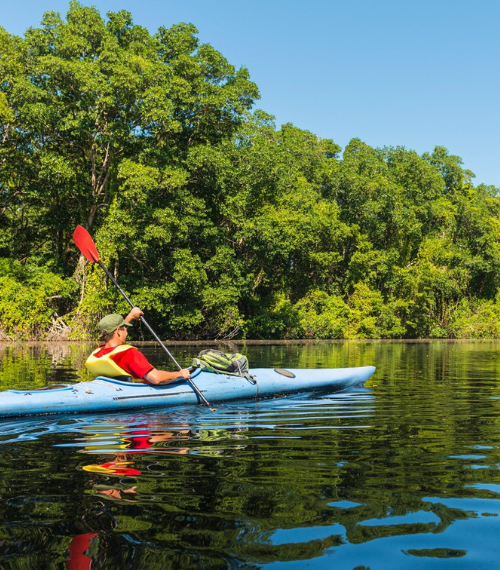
1,341,500,567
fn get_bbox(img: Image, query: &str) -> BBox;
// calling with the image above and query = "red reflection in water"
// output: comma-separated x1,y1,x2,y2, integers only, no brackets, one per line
82,456,141,476
67,532,98,570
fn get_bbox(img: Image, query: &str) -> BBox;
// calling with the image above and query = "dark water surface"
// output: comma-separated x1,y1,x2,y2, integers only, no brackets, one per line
1,340,500,568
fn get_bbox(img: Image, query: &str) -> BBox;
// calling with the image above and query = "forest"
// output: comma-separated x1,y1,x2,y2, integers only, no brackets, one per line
1,1,500,341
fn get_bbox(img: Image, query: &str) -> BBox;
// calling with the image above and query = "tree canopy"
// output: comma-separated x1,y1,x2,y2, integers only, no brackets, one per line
1,2,500,340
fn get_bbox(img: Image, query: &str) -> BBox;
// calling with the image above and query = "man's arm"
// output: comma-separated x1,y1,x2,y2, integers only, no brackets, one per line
125,307,144,323
144,368,191,385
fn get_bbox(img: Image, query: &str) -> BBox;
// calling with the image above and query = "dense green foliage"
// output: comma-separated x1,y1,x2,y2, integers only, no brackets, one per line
1,2,500,340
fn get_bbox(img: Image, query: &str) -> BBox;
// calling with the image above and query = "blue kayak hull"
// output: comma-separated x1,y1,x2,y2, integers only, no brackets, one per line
0,366,375,418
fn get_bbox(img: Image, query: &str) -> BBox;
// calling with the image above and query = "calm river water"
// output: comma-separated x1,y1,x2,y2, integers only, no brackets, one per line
1,340,500,568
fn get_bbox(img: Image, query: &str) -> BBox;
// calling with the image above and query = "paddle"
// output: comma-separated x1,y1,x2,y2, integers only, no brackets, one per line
72,225,213,409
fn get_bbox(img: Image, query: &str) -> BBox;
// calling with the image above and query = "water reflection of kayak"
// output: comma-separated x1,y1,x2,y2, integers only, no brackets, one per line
0,366,375,418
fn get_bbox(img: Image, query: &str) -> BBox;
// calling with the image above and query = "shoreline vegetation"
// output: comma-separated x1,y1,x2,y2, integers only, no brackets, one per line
2,2,500,342
1,338,499,346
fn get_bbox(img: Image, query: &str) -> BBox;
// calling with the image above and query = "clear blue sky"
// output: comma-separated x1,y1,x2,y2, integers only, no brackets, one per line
3,0,500,186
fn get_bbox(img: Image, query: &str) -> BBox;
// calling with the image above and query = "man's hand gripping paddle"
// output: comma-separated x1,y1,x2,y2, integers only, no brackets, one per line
72,225,215,410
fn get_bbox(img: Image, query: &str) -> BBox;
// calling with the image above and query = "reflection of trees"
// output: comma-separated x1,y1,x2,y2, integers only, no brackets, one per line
6,338,500,391
0,342,94,389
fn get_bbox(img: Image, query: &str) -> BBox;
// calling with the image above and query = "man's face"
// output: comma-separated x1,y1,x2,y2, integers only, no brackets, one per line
116,326,128,342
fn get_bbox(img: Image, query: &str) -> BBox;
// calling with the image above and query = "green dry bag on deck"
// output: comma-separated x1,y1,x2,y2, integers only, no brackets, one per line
193,349,249,377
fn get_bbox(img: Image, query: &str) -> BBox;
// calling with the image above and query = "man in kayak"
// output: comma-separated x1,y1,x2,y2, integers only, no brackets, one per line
85,307,191,384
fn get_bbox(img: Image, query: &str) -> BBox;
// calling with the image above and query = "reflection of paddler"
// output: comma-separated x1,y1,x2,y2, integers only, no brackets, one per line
123,426,153,451
81,423,191,454
82,457,141,476
123,425,190,451
95,485,138,502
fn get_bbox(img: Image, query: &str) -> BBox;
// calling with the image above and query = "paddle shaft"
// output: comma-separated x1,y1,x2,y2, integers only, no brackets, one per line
97,260,212,407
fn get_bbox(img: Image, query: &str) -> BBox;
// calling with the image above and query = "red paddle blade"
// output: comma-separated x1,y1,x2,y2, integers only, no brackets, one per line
73,225,100,263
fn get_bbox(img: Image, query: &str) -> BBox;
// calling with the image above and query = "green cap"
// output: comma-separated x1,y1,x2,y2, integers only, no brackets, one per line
97,314,133,334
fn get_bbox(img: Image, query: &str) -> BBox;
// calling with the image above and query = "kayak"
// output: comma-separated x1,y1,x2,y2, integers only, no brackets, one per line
0,365,376,418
